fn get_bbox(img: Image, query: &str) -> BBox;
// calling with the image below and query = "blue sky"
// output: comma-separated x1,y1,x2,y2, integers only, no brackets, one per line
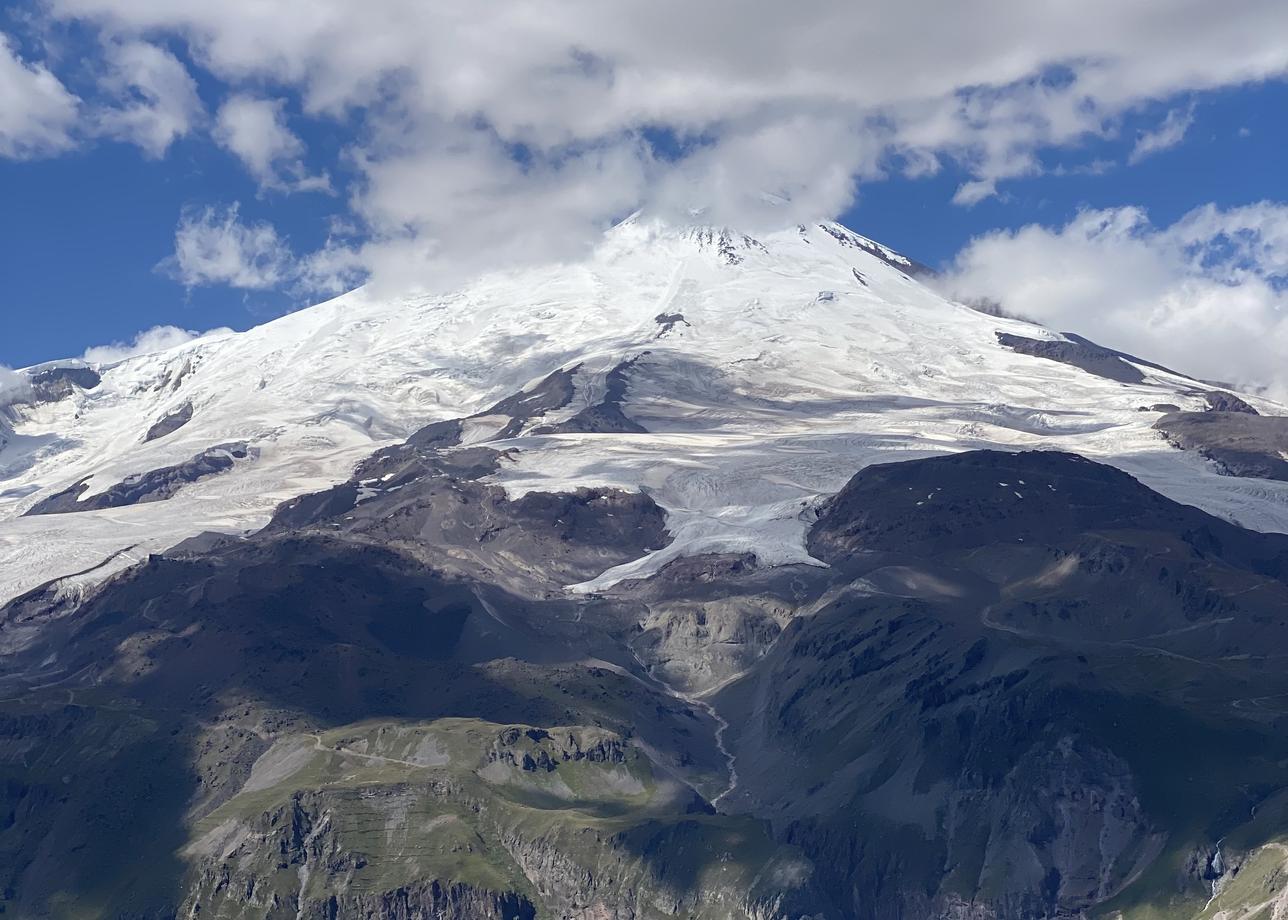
3,1,1288,393
855,83,1288,266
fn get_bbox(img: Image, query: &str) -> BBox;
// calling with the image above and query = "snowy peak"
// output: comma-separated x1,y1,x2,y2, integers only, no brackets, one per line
2,219,1287,605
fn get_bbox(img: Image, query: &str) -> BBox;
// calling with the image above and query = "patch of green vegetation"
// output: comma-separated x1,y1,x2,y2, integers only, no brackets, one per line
185,715,797,919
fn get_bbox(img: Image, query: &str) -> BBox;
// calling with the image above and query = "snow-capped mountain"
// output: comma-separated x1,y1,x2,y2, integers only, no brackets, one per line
3,216,1285,606
11,217,1288,920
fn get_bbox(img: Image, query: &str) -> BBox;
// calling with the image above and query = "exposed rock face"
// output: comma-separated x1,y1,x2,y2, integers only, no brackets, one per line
182,789,539,920
298,881,538,920
1205,390,1259,414
24,442,255,514
0,364,101,410
30,365,102,399
533,356,648,435
1154,410,1288,481
996,332,1146,384
810,449,1180,559
269,445,670,590
654,312,691,337
143,400,194,441
407,367,579,449
816,222,934,277
686,226,768,265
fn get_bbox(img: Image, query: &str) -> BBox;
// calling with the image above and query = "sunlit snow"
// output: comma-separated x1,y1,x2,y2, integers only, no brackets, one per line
3,217,1287,604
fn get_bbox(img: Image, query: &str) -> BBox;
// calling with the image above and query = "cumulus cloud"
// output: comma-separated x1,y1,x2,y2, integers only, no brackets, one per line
161,203,294,289
0,32,78,158
20,0,1288,289
95,40,203,157
952,179,998,208
1128,105,1195,164
81,324,232,363
943,203,1288,398
213,94,329,192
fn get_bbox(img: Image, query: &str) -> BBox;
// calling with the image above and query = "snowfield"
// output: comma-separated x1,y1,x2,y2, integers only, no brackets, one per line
3,216,1288,604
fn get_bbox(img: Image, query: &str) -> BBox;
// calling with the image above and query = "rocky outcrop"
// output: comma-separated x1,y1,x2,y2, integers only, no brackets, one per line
0,365,100,411
1154,410,1288,481
269,447,670,589
533,356,648,435
996,332,1145,384
816,222,933,277
182,789,538,920
143,400,194,441
1204,390,1259,414
24,442,255,514
31,365,102,400
407,367,579,449
488,726,629,772
299,881,538,920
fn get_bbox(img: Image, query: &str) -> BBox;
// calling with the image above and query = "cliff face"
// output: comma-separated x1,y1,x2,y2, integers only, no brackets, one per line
182,790,538,920
298,882,537,920
168,717,822,920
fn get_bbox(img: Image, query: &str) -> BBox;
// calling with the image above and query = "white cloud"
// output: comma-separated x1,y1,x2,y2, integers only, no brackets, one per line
27,0,1288,289
81,324,230,363
95,40,203,157
345,123,651,293
952,179,998,207
162,203,294,289
0,32,78,158
0,365,31,403
1128,105,1195,164
294,237,364,297
943,203,1288,398
213,94,328,191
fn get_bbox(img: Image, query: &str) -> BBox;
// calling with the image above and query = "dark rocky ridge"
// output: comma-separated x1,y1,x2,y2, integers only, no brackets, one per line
268,441,669,591
406,367,579,451
296,880,537,920
816,223,936,278
30,365,101,397
24,442,256,515
996,331,1146,384
532,355,649,435
143,400,194,441
808,448,1288,565
1155,410,1288,482
2,365,101,409
1204,390,1260,414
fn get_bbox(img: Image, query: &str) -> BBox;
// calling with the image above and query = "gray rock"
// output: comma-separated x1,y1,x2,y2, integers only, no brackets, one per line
1203,390,1259,414
996,332,1145,384
25,442,255,514
143,401,194,442
533,356,647,435
407,367,579,449
1155,410,1288,481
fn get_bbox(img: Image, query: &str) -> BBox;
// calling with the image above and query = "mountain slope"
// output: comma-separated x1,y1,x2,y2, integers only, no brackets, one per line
4,217,1288,607
5,218,1288,919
